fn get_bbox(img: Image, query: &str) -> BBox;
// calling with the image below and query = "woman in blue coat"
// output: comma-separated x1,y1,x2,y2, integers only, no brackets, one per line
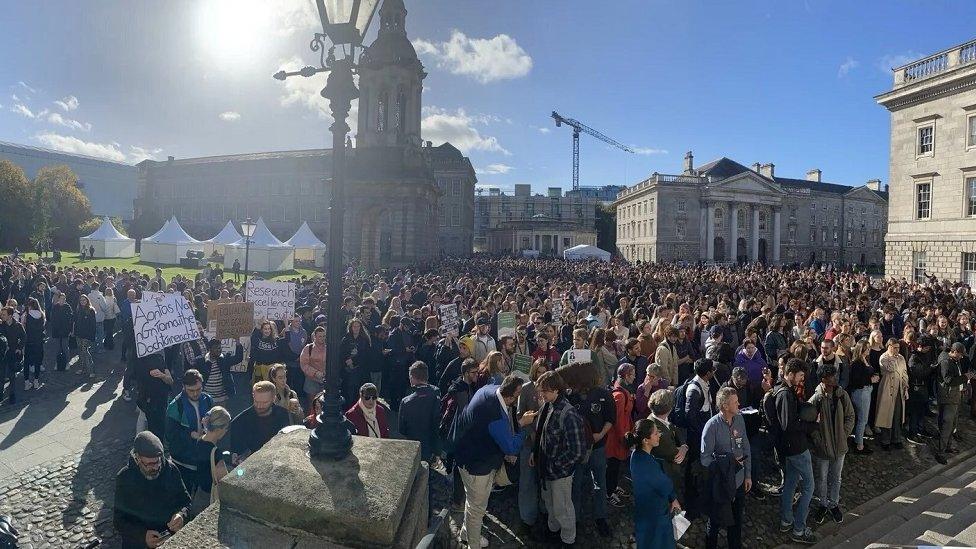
627,418,681,549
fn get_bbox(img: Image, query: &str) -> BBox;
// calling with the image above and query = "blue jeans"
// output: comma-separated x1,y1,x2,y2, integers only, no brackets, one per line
571,445,608,521
814,454,845,509
518,435,540,525
851,387,872,446
93,321,104,352
780,450,814,534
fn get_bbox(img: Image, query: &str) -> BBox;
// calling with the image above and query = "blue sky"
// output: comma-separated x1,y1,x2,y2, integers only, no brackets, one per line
1,0,975,194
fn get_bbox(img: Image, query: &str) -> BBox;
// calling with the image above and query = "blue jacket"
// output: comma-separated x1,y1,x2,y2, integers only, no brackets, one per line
164,391,214,467
398,383,442,461
631,449,676,549
454,384,524,476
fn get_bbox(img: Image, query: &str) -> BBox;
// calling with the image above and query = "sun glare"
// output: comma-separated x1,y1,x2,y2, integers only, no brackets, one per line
198,0,273,63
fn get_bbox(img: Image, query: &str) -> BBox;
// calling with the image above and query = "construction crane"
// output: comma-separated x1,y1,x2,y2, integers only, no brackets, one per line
551,111,635,193
552,111,634,225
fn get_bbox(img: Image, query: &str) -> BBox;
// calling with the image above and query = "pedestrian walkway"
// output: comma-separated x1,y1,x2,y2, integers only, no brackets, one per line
801,448,976,549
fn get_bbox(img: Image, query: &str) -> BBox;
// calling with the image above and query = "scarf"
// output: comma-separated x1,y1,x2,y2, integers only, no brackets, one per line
358,400,382,438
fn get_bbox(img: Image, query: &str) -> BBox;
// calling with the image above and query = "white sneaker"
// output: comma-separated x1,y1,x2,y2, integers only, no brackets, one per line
459,530,489,548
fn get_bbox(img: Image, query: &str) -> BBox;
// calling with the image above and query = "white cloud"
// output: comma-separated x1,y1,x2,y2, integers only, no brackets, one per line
421,107,509,155
54,95,79,111
127,145,163,163
837,57,859,78
632,146,668,156
219,111,241,121
11,103,34,118
413,30,532,83
17,81,35,94
276,56,331,119
476,163,514,175
34,133,126,162
878,51,922,73
45,112,92,132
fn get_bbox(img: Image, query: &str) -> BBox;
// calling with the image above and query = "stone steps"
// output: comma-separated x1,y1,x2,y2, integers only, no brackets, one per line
801,448,976,549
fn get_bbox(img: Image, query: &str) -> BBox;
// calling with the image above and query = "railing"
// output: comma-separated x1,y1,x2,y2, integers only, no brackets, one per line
894,39,976,86
615,173,710,200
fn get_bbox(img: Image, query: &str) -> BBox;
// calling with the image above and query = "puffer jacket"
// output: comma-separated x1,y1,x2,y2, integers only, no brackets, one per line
808,384,855,460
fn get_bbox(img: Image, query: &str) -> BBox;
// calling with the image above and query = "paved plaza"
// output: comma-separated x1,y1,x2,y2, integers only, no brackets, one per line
3,337,976,548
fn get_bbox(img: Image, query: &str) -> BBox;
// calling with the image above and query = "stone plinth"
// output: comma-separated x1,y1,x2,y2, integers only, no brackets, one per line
167,429,429,548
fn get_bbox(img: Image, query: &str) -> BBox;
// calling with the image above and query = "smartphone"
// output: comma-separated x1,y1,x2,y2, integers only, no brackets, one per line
157,529,173,541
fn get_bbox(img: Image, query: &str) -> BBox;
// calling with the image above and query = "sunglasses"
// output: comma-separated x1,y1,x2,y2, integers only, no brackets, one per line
361,394,377,401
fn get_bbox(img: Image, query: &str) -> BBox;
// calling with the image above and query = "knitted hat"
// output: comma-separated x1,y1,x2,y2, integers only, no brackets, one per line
133,431,164,458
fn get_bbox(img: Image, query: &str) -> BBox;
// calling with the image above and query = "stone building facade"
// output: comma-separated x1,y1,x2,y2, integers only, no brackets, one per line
486,214,597,255
614,153,888,266
132,0,474,268
474,184,597,252
876,38,976,284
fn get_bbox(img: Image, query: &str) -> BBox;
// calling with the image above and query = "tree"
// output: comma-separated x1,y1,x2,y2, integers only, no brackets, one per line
32,165,92,249
0,160,34,249
79,216,128,237
595,204,617,254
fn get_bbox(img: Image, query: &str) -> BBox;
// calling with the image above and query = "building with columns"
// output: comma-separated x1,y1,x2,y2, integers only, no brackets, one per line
485,214,597,255
474,184,597,252
132,0,475,268
876,38,976,283
614,152,888,266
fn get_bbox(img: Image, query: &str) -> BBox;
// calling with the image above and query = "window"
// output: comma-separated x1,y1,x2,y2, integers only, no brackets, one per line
675,221,685,240
917,125,934,155
789,206,797,219
451,207,460,226
453,179,461,196
916,182,932,219
969,115,976,148
965,253,976,286
810,227,816,243
967,176,976,216
677,200,686,213
847,230,853,244
759,211,767,231
737,209,746,227
822,228,828,243
913,252,927,283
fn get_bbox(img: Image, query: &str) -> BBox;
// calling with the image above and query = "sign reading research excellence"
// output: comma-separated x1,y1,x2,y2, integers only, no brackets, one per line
131,291,201,358
246,280,296,320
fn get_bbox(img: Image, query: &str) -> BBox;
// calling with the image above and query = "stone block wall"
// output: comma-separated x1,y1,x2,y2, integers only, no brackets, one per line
886,239,976,281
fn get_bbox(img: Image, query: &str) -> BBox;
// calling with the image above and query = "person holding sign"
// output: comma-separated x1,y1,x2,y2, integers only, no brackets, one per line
558,329,590,367
194,338,243,405
248,321,285,385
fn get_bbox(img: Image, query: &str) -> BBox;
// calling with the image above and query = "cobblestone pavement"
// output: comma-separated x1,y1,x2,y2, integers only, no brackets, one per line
4,338,976,548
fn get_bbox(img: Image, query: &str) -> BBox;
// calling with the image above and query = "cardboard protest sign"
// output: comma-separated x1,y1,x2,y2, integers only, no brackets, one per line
497,311,517,338
566,349,592,365
132,292,200,358
439,303,460,337
204,321,237,354
208,301,254,338
246,280,296,320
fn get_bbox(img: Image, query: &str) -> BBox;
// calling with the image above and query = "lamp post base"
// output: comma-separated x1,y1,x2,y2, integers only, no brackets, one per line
308,391,354,460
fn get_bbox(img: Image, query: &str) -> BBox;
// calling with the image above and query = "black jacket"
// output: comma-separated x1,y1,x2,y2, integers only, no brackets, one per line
773,384,816,457
194,344,243,398
49,302,74,338
702,453,740,527
398,383,442,461
73,306,97,341
0,320,25,363
113,455,190,547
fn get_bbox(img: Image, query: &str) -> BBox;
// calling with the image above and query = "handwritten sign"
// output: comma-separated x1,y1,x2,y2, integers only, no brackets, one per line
566,349,592,365
204,321,237,354
132,292,200,358
246,280,296,320
514,354,533,377
209,301,254,339
497,311,517,338
439,303,460,337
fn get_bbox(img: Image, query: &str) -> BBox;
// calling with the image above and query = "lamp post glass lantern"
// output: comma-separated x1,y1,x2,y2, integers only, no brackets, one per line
276,0,380,460
241,217,256,299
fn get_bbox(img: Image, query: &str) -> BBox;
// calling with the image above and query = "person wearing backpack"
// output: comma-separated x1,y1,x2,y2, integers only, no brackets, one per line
675,358,715,518
774,358,819,545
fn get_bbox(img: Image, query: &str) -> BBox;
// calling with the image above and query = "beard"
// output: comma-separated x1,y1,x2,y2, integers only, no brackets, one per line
139,464,161,480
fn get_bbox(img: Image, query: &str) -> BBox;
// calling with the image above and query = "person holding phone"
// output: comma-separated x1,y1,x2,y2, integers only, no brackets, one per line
114,431,190,548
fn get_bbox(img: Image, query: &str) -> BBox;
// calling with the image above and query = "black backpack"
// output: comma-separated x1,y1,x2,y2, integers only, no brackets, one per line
670,378,699,429
762,384,787,434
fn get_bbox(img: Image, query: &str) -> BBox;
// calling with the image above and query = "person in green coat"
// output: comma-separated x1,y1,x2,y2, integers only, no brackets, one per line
628,419,681,549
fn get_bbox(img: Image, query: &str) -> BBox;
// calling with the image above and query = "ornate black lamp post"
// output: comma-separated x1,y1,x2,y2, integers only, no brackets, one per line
240,217,256,300
274,0,380,460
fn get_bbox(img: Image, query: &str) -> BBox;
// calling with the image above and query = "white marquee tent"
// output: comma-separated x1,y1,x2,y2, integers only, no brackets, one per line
223,217,295,273
563,244,611,262
284,222,327,267
79,217,135,258
139,216,205,265
204,221,243,257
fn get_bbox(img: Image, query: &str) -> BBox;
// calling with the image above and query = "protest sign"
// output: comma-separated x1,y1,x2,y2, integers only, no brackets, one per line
514,354,533,378
246,280,296,320
439,303,460,337
497,311,517,338
132,292,200,358
566,349,592,365
208,301,254,338
204,321,237,354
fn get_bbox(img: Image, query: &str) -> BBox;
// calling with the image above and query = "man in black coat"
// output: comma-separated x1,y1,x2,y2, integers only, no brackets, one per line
0,306,24,407
114,431,190,548
136,351,174,441
398,361,441,463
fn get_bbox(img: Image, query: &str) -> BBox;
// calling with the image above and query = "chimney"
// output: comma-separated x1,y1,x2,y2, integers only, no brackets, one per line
683,151,694,175
806,169,822,183
167,155,175,162
866,179,883,191
751,162,761,173
759,163,775,178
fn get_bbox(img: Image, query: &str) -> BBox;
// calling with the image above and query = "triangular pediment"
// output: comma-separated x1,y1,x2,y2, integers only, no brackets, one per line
844,185,886,202
711,171,786,195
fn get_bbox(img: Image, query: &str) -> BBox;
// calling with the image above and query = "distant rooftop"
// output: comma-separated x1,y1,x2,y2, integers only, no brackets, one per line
140,148,331,166
0,140,133,168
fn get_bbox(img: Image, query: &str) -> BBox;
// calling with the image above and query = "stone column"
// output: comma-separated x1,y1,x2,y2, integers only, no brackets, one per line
751,205,760,262
729,202,739,263
512,231,518,253
773,209,782,264
705,202,715,261
699,203,707,260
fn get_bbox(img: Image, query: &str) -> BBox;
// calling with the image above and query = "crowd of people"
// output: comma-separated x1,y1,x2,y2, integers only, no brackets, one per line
2,254,976,548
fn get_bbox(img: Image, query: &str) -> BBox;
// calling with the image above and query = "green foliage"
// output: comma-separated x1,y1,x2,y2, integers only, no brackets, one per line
79,216,128,237
595,204,617,253
0,161,94,250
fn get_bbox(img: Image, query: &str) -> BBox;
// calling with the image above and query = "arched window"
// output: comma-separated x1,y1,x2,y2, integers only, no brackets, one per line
759,210,767,231
393,86,405,134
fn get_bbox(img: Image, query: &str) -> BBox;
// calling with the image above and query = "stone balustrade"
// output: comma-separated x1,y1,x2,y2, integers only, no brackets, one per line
893,39,976,87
